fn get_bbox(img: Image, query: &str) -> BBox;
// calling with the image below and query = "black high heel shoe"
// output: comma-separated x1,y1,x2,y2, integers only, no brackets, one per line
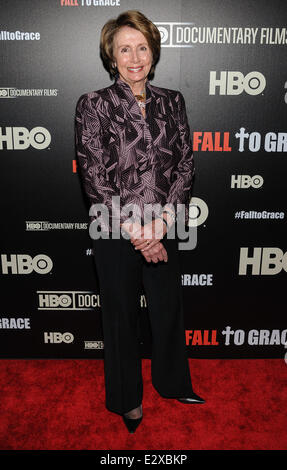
122,405,143,433
176,392,205,404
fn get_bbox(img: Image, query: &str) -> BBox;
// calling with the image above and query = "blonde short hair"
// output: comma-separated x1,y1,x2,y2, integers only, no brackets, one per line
100,10,161,79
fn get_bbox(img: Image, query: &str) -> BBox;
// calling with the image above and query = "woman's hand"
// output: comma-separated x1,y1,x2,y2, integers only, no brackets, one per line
141,241,168,263
120,220,143,240
131,219,167,252
121,219,168,263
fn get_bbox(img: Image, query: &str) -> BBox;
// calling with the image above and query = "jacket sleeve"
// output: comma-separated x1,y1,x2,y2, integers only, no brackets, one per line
165,92,194,223
75,94,119,225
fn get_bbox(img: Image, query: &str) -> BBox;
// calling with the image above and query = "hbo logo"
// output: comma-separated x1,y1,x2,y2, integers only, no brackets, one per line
0,88,9,97
39,294,72,308
239,247,287,275
231,175,264,189
44,332,74,344
0,126,51,150
209,71,266,95
1,254,53,274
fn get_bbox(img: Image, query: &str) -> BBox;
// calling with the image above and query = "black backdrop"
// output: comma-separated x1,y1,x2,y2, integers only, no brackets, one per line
1,0,286,359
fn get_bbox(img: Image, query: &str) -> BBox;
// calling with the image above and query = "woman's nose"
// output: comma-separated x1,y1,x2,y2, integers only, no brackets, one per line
130,49,140,63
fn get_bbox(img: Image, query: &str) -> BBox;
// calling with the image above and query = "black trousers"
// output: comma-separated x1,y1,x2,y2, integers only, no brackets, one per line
92,230,194,415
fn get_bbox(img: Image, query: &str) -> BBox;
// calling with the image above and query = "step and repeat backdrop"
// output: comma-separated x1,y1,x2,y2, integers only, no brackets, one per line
1,0,286,359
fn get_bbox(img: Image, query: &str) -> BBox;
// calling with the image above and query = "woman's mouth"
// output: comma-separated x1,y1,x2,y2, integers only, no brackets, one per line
127,66,144,73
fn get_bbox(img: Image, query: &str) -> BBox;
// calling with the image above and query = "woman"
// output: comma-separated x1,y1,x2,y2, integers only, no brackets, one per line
75,10,204,434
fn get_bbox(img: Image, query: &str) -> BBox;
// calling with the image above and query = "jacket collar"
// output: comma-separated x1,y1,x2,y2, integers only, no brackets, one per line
114,74,154,96
114,75,154,122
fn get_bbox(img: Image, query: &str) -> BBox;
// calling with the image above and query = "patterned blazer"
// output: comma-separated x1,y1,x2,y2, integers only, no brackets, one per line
75,76,194,232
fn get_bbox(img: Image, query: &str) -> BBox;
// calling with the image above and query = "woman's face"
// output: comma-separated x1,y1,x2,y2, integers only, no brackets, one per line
113,26,153,89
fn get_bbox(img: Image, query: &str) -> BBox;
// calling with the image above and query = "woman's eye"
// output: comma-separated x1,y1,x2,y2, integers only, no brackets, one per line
140,46,147,51
121,47,128,53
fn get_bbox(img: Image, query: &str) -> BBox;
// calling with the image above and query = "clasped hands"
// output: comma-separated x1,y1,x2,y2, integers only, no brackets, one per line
122,219,168,263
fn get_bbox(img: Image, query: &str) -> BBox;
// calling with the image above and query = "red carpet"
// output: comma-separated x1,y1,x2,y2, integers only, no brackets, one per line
0,359,286,450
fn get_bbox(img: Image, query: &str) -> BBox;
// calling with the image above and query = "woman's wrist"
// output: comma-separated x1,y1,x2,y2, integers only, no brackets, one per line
162,210,175,229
